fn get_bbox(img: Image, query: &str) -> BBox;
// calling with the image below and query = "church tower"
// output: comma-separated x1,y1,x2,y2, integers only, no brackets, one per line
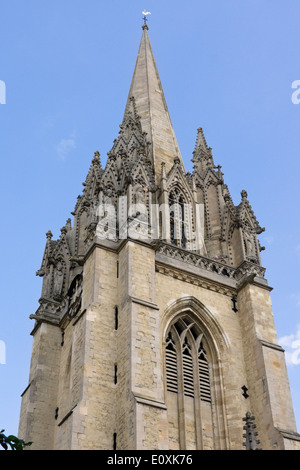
19,23,300,451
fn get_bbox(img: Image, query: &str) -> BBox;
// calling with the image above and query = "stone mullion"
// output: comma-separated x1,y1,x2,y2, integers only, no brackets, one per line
174,202,182,248
192,333,204,450
173,327,186,450
210,355,229,450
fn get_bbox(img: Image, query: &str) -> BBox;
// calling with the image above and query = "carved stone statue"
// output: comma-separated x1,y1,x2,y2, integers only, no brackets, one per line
53,260,64,298
243,227,257,262
41,265,53,298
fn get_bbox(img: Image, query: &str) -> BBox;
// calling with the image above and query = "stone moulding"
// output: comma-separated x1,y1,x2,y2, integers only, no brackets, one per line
85,237,266,283
276,428,300,442
20,380,33,398
57,404,78,428
259,338,285,353
157,242,236,279
156,242,266,281
155,262,236,298
133,393,167,410
130,296,160,310
31,238,269,327
155,241,269,297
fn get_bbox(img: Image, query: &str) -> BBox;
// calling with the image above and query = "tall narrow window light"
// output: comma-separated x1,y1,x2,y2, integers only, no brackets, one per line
115,306,119,330
179,196,186,249
182,337,194,398
169,194,176,245
198,342,211,403
165,332,178,393
168,190,187,249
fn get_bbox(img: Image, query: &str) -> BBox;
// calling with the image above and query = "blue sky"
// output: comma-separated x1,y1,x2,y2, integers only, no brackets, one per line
0,0,299,439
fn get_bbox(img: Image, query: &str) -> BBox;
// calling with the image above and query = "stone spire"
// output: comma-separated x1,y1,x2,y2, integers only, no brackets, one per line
123,24,184,183
191,127,215,174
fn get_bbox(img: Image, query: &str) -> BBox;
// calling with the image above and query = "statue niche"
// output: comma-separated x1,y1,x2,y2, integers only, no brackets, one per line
38,263,53,300
67,274,83,319
242,225,257,263
52,258,65,301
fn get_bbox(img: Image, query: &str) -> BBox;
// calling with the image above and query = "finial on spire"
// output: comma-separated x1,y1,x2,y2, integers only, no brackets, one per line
142,10,151,29
46,230,53,240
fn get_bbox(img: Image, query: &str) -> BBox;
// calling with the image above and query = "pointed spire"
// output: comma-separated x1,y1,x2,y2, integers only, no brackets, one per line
107,96,151,167
195,127,209,152
161,162,167,191
192,127,215,174
123,26,184,183
46,230,53,241
91,150,102,168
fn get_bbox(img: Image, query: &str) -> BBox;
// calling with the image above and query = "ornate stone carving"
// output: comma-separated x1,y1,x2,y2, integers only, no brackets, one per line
156,242,265,282
242,412,261,450
53,259,65,300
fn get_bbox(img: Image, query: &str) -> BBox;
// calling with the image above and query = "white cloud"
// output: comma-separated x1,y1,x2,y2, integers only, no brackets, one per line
57,133,76,160
279,325,300,366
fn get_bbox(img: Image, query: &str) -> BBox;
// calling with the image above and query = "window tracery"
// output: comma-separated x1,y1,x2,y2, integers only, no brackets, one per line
164,314,216,450
165,317,212,403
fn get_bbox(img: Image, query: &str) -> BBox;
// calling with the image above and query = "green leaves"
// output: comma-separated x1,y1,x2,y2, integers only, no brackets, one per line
0,429,32,451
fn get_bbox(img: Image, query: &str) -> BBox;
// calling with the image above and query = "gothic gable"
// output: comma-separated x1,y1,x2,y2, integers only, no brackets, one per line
166,157,193,204
101,96,154,197
82,151,103,201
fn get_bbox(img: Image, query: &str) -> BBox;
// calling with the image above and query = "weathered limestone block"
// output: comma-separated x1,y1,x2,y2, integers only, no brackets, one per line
19,323,61,450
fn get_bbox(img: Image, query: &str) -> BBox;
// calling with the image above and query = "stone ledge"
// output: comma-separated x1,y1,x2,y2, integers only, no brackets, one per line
57,404,77,427
259,338,285,353
130,296,159,311
20,381,33,398
133,392,167,410
276,428,300,441
155,261,236,298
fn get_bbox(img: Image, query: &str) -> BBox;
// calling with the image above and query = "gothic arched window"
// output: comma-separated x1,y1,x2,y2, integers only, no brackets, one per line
178,197,186,248
168,189,187,248
169,193,176,245
164,315,214,450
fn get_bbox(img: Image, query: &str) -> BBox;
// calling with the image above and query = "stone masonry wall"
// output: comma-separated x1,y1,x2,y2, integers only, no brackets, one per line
19,322,61,450
20,240,300,450
238,283,299,450
154,268,247,450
